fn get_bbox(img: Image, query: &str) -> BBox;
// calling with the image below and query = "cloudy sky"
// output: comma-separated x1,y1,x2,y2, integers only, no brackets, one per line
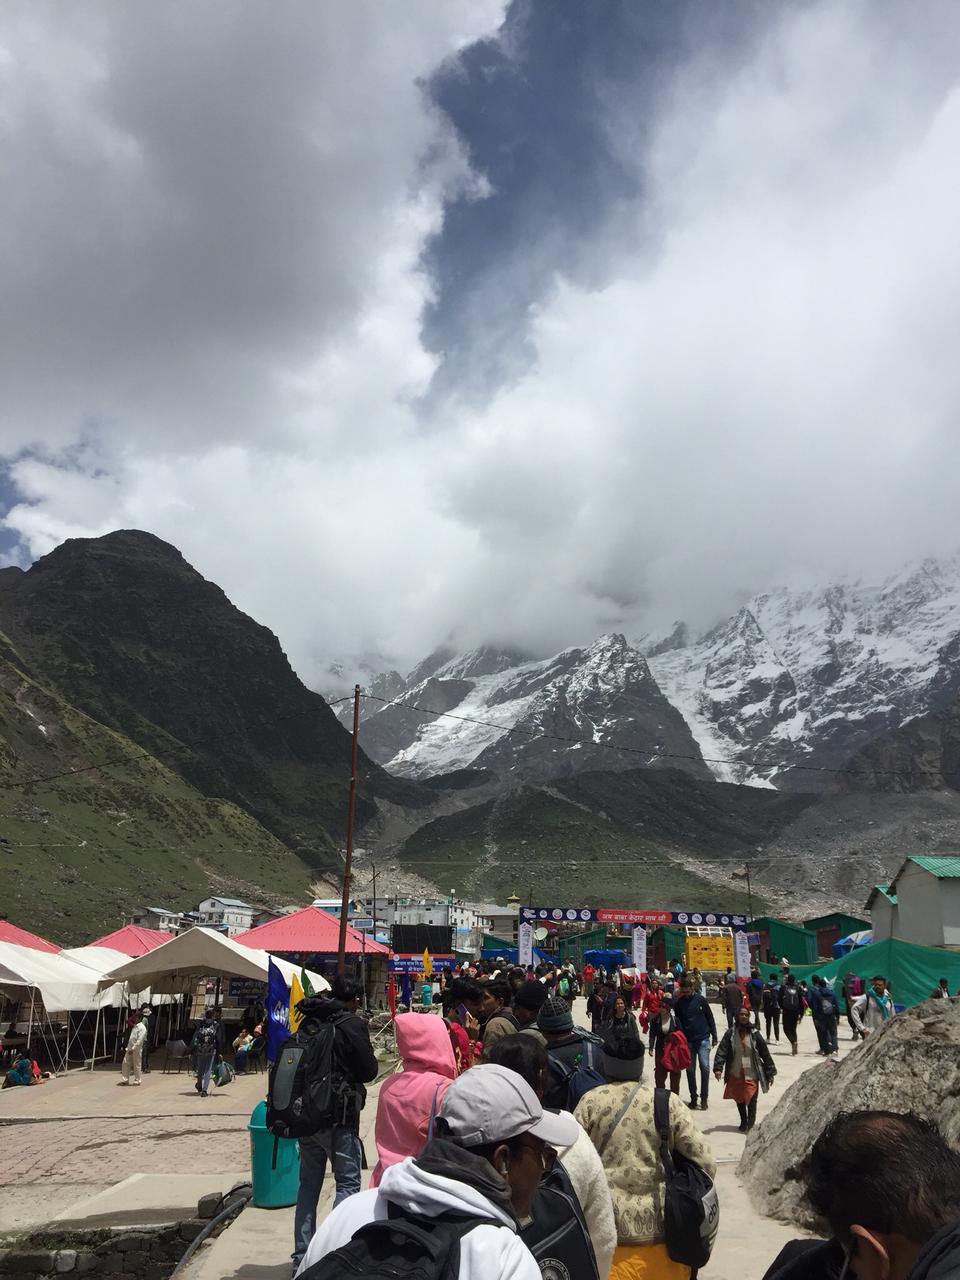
3,1,960,685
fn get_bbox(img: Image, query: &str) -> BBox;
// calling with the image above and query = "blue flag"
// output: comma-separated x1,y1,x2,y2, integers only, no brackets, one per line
401,972,412,1008
266,959,290,1062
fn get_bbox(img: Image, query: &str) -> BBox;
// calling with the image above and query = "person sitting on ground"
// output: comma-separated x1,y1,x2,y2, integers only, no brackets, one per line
575,1041,717,1280
850,975,895,1039
930,977,951,1000
488,1034,617,1280
2,1052,38,1088
372,1011,457,1186
479,979,519,1053
296,1063,578,1279
538,997,604,1111
803,1110,960,1280
714,1006,776,1132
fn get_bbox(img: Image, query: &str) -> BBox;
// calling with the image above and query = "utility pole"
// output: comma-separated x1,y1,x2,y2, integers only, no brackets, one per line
337,684,362,975
745,860,754,922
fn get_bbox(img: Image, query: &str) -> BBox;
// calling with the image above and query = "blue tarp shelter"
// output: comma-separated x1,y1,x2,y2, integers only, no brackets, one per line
832,930,872,958
583,948,629,970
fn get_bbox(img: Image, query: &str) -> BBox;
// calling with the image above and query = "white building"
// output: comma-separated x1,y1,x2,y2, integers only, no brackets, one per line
125,905,183,934
868,857,960,947
197,897,255,937
865,884,898,942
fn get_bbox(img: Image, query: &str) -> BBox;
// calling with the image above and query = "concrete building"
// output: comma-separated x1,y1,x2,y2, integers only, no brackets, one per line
124,906,183,934
865,884,899,942
196,897,255,937
873,857,960,948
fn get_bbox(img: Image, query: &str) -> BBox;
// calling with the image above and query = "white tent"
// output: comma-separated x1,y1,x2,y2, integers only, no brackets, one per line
98,926,329,995
0,941,108,1012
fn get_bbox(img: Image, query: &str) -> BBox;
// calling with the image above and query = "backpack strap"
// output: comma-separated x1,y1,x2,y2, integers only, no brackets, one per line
595,1083,641,1158
653,1087,676,1180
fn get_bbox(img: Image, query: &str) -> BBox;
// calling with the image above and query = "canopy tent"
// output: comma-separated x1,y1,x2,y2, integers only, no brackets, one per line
759,937,960,1010
0,941,108,1012
233,905,391,956
87,925,171,956
832,930,873,958
0,921,60,953
98,926,330,995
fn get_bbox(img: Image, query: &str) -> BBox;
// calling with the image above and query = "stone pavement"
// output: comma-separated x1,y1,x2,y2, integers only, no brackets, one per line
0,1062,268,1235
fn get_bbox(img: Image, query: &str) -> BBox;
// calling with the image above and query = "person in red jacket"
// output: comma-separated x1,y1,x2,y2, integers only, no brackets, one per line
640,977,664,1052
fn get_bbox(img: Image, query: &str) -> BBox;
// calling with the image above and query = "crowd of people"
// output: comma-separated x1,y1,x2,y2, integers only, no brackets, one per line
280,955,959,1280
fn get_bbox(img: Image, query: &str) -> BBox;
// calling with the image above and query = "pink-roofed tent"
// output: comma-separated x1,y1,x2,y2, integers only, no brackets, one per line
234,906,391,956
0,921,60,953
87,925,172,957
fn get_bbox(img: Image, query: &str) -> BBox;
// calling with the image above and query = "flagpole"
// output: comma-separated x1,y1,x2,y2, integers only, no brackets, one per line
337,684,361,976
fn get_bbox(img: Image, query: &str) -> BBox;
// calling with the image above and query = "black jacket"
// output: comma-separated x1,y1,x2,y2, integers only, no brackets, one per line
907,1216,960,1280
714,1026,777,1090
299,996,378,1087
675,993,717,1046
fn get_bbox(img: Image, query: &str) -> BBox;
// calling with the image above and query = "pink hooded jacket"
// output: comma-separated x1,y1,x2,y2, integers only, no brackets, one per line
370,1013,457,1186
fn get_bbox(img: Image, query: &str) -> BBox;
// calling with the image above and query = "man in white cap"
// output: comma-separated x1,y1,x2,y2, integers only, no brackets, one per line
295,1063,578,1279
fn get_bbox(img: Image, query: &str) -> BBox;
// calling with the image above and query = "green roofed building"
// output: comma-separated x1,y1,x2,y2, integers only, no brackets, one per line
881,856,960,948
748,917,817,966
865,884,898,942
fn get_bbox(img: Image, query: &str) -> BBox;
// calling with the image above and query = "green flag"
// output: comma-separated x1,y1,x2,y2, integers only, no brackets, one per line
300,968,315,997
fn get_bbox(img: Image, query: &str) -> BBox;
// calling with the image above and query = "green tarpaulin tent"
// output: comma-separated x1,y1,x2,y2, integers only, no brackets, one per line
759,937,960,1010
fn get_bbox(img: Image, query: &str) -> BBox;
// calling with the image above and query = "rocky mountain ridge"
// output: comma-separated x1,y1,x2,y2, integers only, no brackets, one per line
352,553,960,792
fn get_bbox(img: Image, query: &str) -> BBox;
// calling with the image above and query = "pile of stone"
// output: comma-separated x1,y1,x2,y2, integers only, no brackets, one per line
739,998,960,1230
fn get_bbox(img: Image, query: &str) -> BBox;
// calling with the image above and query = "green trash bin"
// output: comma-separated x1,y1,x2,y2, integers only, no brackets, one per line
248,1100,300,1208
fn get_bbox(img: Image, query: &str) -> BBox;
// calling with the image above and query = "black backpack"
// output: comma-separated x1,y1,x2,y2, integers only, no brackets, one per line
548,1036,606,1110
298,1208,487,1280
267,1018,342,1139
780,986,799,1013
653,1088,719,1272
761,986,778,1012
819,990,838,1019
193,1022,218,1052
522,1157,599,1280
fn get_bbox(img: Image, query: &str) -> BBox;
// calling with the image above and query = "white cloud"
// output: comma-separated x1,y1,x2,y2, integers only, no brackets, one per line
4,2,960,682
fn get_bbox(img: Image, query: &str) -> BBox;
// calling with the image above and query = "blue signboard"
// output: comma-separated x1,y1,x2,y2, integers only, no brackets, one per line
520,906,748,928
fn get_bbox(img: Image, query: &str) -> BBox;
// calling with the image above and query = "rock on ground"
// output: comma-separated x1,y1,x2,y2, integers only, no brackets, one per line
738,998,960,1229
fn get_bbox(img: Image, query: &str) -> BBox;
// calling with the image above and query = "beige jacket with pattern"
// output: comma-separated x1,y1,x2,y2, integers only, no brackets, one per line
574,1083,717,1245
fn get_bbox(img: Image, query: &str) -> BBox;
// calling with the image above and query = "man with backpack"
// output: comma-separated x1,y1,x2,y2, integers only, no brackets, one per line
761,975,782,1043
538,997,606,1110
295,1062,577,1280
778,975,803,1055
190,1007,223,1097
273,977,378,1273
809,976,839,1056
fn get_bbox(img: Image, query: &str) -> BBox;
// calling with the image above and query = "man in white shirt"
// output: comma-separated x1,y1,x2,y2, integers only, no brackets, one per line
120,1012,146,1085
851,975,895,1038
296,1063,579,1280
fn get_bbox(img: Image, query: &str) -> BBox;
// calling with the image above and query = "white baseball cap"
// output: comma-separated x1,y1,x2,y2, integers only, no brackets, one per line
438,1064,580,1149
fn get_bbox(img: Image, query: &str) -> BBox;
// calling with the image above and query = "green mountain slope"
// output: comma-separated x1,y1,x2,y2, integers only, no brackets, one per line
400,768,817,913
0,531,426,888
0,629,319,943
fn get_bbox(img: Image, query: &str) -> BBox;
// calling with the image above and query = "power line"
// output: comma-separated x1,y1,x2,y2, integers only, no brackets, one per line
359,692,940,781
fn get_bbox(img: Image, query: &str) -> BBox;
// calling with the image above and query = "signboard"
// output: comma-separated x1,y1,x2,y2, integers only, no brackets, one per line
733,929,752,979
389,953,455,975
351,918,374,930
518,922,534,969
228,978,266,998
520,906,748,928
632,924,647,971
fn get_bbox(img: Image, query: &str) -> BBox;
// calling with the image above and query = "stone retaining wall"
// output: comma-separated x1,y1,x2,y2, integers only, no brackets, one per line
0,1214,229,1280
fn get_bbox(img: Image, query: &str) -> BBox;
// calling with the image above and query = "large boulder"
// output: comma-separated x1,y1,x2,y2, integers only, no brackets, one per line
739,999,960,1229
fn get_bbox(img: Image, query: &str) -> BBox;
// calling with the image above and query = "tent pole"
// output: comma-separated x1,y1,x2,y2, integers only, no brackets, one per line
26,988,35,1051
90,1002,102,1070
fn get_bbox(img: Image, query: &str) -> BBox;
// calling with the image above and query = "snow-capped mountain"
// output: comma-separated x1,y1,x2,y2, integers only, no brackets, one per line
351,634,713,783
644,554,960,787
338,553,960,791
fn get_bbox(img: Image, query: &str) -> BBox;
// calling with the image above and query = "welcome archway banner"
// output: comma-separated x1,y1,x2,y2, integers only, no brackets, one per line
520,906,748,928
